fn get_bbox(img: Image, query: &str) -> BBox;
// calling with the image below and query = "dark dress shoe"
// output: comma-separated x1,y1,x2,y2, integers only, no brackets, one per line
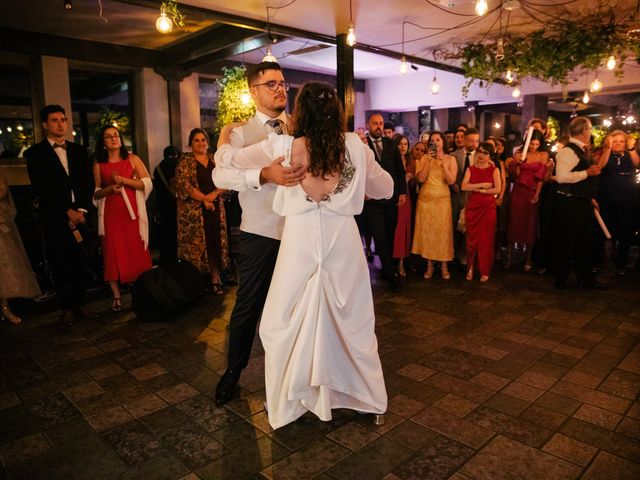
60,309,75,326
75,305,99,319
215,369,240,406
577,280,609,290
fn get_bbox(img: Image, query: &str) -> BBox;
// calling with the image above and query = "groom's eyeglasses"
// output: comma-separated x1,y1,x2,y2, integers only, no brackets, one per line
252,80,290,92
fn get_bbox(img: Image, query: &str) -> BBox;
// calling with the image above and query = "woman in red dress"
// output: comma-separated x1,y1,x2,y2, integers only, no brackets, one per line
462,142,502,282
505,130,548,270
392,135,415,277
93,126,153,311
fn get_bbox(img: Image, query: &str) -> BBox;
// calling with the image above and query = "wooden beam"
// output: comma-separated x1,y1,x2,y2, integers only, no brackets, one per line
0,27,159,68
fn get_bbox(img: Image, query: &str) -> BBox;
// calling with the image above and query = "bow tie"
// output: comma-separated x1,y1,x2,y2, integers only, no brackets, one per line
53,142,67,150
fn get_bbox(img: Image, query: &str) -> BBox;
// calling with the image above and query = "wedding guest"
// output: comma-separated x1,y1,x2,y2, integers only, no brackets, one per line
93,126,153,311
383,122,395,139
553,116,605,289
393,135,414,277
594,130,639,275
0,167,41,324
25,105,97,326
176,128,229,295
412,131,457,279
462,142,501,281
506,129,548,270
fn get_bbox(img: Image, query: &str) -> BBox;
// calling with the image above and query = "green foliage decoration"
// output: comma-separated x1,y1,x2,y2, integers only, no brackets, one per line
162,0,185,28
546,116,560,143
592,125,608,148
443,7,640,97
215,66,256,134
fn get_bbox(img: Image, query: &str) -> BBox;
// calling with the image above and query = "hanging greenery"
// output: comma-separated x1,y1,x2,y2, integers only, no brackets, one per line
215,66,255,134
442,8,640,96
161,0,185,28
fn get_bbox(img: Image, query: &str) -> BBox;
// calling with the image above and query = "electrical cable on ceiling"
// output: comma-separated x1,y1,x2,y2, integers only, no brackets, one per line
423,0,476,17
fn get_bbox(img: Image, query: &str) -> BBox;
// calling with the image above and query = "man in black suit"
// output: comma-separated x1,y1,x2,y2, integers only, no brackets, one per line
24,105,98,325
362,113,407,291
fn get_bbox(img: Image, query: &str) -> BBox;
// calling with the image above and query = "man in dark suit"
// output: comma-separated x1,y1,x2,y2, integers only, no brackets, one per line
24,105,98,325
362,113,407,291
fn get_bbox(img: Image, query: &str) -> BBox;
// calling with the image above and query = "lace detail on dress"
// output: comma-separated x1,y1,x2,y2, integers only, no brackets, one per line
304,153,356,203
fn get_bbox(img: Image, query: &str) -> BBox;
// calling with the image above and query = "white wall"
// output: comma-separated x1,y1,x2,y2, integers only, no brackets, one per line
363,67,640,112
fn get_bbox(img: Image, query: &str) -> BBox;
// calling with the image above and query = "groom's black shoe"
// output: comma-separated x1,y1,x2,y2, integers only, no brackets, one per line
215,369,241,406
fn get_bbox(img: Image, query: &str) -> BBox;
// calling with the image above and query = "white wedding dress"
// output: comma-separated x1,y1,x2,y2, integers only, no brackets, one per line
221,132,393,429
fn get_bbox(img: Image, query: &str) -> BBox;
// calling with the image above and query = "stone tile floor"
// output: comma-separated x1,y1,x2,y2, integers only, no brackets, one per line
0,262,639,479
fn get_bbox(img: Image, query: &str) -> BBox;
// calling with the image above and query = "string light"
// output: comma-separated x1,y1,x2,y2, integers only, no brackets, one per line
603,118,612,127
512,85,521,98
496,38,504,61
590,77,603,93
16,124,24,131
72,130,77,136
606,55,617,70
505,69,514,83
400,56,408,74
494,122,501,129
431,70,440,95
582,91,590,104
240,91,251,105
262,44,277,63
6,127,12,133
156,6,173,34
0,129,3,135
346,0,356,46
475,0,488,16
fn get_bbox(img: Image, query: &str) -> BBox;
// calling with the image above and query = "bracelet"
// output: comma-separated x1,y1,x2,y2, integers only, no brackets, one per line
480,188,486,193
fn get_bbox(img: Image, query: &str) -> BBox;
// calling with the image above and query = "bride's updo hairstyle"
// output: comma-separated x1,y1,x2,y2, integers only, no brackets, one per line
291,82,346,178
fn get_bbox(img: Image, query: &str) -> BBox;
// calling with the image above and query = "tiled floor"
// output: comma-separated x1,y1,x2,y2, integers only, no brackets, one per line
1,261,639,479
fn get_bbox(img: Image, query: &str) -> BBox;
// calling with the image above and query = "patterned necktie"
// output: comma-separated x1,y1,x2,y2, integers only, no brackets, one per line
266,119,284,135
53,142,67,150
373,138,383,160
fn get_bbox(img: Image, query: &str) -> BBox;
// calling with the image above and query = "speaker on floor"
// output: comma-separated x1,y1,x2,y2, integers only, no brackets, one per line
132,259,206,322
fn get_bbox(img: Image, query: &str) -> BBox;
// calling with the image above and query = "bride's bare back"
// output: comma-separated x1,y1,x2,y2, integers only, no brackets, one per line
291,137,342,203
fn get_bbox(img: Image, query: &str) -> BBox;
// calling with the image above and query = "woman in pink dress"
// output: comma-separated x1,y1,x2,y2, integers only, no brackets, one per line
505,130,548,270
462,142,502,281
93,126,153,311
392,135,415,277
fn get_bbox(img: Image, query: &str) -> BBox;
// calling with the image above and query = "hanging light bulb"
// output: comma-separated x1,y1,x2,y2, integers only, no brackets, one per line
240,91,251,105
431,72,440,95
346,24,356,47
505,69,514,83
262,44,278,63
590,78,603,93
496,38,505,61
399,56,408,75
0,129,3,135
475,0,489,16
582,91,590,104
512,85,521,98
606,55,617,70
6,126,12,133
155,6,173,34
16,124,23,131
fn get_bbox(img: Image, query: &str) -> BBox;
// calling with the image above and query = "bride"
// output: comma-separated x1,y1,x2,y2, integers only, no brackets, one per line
217,81,392,429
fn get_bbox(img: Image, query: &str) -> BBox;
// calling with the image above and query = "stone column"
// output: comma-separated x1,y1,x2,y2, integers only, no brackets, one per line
520,94,548,134
28,56,73,142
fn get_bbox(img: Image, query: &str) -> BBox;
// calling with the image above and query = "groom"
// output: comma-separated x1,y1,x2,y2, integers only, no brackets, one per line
212,62,305,405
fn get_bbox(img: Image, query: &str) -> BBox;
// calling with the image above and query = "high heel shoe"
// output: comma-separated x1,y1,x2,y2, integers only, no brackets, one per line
1,306,22,325
441,268,451,280
480,275,490,282
524,263,532,272
111,298,122,312
466,268,474,281
423,265,434,279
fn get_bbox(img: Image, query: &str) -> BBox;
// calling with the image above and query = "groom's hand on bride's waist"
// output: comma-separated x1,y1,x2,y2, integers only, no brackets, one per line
260,156,306,186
